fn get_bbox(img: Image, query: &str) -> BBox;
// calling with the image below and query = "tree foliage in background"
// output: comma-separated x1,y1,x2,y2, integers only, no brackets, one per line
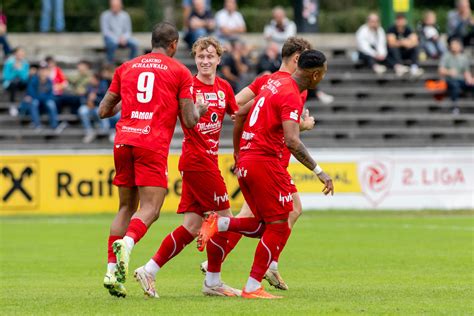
2,0,454,33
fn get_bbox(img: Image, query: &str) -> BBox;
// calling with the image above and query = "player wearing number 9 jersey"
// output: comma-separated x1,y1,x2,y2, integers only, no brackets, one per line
97,22,208,298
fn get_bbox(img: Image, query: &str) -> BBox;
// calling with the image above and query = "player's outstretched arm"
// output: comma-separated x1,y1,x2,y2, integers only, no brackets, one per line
283,120,334,195
179,97,209,128
232,100,253,159
235,87,256,107
98,91,121,119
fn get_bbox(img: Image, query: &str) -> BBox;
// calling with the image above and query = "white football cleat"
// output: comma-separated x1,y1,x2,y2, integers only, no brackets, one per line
200,260,208,274
202,281,242,297
103,272,127,297
134,266,159,298
264,268,289,290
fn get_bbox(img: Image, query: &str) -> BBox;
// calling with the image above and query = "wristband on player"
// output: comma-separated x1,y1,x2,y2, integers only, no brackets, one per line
313,164,323,175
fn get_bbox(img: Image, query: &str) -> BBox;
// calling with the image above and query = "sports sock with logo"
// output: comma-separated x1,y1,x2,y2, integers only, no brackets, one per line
249,222,290,283
223,232,242,260
151,225,194,269
220,217,265,238
271,227,292,265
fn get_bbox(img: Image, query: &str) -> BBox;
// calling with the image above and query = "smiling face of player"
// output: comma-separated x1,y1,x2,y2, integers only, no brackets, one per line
195,45,221,80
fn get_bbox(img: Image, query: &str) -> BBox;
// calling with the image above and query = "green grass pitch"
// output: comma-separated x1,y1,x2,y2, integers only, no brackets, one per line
1,211,473,315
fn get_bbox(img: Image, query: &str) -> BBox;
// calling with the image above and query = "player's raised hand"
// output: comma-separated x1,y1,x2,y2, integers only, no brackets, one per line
316,171,334,196
300,108,316,131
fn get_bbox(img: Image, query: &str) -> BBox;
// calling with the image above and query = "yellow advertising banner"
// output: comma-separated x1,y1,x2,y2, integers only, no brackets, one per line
0,153,361,215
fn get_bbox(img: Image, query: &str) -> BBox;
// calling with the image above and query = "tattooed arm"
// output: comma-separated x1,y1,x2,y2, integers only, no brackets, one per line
98,91,121,119
179,97,209,129
283,120,334,195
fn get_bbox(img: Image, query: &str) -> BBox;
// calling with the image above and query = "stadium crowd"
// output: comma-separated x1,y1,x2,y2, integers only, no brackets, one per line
1,0,474,143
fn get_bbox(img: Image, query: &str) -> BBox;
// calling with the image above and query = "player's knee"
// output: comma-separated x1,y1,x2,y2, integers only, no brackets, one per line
183,222,200,237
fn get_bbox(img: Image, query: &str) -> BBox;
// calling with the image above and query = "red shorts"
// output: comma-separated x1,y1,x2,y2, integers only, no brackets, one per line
177,170,230,216
113,144,168,188
236,159,293,222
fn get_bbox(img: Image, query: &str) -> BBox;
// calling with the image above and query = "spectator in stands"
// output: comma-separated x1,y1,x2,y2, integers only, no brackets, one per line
56,60,92,114
100,0,138,64
439,38,474,114
221,39,250,92
387,13,424,77
356,13,388,74
2,47,29,104
45,56,68,97
78,73,111,143
447,0,474,47
256,41,281,75
215,0,246,43
10,64,39,117
182,0,211,27
40,0,65,32
0,10,11,57
417,10,445,59
184,0,215,48
22,62,66,133
263,6,297,50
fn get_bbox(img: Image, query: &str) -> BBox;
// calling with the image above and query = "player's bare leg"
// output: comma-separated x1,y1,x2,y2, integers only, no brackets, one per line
113,186,166,284
264,192,302,290
104,186,138,297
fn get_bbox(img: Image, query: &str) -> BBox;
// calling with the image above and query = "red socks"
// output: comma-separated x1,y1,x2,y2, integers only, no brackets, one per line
125,218,148,243
272,228,292,263
206,232,229,273
223,232,242,260
249,222,290,282
152,225,194,268
107,235,122,263
228,217,265,238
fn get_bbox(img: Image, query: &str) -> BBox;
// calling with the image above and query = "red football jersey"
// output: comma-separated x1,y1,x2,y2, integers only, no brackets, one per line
178,76,238,171
239,77,303,161
109,52,193,157
247,71,308,168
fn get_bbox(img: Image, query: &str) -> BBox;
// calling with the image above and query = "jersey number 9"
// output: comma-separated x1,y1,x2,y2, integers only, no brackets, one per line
137,72,155,103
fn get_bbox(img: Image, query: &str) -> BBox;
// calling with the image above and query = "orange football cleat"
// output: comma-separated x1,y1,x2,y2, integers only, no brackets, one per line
241,286,283,299
197,212,219,252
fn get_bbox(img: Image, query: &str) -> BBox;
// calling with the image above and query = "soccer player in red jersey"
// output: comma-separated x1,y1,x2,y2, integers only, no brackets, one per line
199,49,334,299
132,37,242,298
98,22,208,297
200,37,316,290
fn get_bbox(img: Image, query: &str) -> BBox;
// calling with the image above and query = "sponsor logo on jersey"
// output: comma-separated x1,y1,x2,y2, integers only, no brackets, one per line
242,131,254,141
235,167,248,178
279,192,293,206
218,100,226,108
210,112,218,123
196,121,222,134
205,93,217,101
131,111,153,120
214,192,229,206
218,90,225,100
289,110,299,121
121,125,151,135
142,125,151,135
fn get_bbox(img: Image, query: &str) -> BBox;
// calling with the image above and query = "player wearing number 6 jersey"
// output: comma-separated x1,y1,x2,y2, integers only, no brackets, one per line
98,22,208,298
200,37,315,290
199,50,334,299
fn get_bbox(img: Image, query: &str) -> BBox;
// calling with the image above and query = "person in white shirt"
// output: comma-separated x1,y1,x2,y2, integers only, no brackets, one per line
263,6,297,50
356,13,388,74
215,0,246,43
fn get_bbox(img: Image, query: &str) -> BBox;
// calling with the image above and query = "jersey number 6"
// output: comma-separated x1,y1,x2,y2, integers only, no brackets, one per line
249,97,265,127
137,72,155,103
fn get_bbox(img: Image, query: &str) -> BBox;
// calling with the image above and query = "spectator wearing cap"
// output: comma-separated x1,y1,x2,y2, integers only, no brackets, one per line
215,0,246,43
100,0,138,64
387,13,424,77
2,47,29,104
447,0,474,47
263,6,297,50
22,62,67,133
356,13,388,74
439,38,474,114
184,0,215,48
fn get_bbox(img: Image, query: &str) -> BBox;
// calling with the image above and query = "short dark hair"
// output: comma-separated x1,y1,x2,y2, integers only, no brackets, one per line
78,60,91,68
396,13,406,20
297,49,326,69
45,56,55,63
151,22,179,49
281,37,311,59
